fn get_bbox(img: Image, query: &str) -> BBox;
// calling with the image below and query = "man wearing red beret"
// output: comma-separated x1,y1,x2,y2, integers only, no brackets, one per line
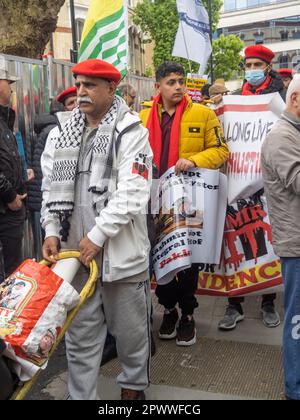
41,59,153,400
234,45,286,100
277,68,295,90
57,86,77,111
219,45,282,332
27,86,78,258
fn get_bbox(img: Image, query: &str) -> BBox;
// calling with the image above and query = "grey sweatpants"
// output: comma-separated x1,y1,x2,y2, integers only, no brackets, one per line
65,271,151,400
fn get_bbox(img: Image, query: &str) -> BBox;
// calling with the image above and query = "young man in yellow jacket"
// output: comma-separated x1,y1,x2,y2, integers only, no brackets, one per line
140,61,229,346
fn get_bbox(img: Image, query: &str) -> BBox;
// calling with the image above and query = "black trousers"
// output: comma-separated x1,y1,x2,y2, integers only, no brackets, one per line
0,339,14,400
0,224,24,279
0,239,4,283
155,264,199,315
0,356,14,400
229,293,276,308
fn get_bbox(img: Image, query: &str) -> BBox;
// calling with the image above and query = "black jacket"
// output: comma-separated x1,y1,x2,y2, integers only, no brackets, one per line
27,113,58,212
0,105,25,215
234,70,286,101
0,239,4,283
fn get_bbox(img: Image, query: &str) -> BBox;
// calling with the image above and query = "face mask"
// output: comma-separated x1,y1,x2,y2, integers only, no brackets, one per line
245,70,267,86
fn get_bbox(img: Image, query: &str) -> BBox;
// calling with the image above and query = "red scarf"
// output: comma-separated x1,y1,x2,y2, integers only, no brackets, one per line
146,94,188,172
242,75,271,95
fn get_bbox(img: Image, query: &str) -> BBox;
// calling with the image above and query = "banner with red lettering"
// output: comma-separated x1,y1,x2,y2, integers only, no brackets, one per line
198,193,282,296
215,93,285,204
197,93,285,296
151,167,227,285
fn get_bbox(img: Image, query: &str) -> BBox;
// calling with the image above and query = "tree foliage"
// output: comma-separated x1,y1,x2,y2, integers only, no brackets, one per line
133,0,244,80
0,0,65,58
212,34,244,80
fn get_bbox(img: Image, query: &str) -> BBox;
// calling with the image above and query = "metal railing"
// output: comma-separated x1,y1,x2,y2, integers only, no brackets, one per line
2,53,155,260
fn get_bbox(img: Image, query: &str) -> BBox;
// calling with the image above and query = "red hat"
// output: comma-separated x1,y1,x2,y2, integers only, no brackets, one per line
72,59,122,84
57,86,77,104
244,45,275,64
277,68,295,78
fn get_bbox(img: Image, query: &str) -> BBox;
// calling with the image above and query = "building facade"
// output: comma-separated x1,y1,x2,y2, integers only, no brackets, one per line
46,0,152,76
218,0,300,70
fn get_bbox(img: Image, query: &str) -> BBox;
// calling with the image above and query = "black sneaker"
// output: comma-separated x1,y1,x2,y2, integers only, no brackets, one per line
218,305,244,331
176,315,196,346
261,302,280,328
121,388,146,400
158,308,178,339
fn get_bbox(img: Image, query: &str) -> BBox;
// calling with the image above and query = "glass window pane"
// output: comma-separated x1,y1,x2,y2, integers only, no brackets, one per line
236,0,247,9
247,0,259,7
224,0,236,11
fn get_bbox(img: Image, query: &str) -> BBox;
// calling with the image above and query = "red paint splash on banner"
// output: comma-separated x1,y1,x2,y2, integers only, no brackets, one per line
224,204,273,271
227,152,261,177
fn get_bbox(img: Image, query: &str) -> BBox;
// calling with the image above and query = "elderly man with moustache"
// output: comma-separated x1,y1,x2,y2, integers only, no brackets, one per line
41,59,153,400
262,75,300,400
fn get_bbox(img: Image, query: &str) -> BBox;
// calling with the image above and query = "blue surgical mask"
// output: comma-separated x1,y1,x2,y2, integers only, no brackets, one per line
245,70,267,86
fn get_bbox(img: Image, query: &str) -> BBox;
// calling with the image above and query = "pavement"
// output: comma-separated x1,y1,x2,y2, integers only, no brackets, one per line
25,292,285,400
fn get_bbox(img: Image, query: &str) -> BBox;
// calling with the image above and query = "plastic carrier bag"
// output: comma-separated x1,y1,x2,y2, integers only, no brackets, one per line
0,259,80,379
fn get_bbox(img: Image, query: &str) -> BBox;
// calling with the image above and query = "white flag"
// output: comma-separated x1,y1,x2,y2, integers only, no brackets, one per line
172,0,212,75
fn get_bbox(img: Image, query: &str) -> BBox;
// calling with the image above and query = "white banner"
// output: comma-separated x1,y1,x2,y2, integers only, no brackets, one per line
215,93,285,204
198,194,282,297
172,0,212,75
151,167,227,285
197,93,285,297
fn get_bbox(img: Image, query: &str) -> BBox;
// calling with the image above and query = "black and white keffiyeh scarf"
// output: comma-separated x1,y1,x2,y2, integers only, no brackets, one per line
47,96,122,241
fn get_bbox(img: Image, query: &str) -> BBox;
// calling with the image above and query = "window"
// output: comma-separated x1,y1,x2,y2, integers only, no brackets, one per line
247,0,259,7
281,31,288,41
224,0,236,11
236,0,247,8
293,31,300,40
260,0,272,5
224,0,293,12
254,32,264,44
279,54,288,68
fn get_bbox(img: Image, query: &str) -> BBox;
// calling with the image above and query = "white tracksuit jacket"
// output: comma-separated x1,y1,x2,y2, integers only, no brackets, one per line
41,105,153,282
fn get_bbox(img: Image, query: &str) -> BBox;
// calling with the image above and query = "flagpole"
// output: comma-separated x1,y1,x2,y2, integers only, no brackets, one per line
70,0,78,63
208,0,214,83
180,19,193,76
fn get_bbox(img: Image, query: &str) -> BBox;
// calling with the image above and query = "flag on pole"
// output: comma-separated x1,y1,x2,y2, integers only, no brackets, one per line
172,0,212,75
78,0,128,76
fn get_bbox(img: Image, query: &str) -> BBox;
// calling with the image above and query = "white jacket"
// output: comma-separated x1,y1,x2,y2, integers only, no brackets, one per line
41,108,153,282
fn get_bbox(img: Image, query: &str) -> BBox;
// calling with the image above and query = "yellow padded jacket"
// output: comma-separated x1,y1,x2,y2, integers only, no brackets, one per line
139,95,229,169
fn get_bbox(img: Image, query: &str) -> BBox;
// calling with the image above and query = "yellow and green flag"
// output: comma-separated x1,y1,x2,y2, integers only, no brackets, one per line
78,0,128,76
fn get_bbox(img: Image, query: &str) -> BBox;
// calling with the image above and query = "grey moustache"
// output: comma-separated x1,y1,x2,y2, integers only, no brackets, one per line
77,96,93,105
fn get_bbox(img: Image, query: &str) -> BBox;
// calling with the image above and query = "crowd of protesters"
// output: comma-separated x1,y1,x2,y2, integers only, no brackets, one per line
0,44,299,401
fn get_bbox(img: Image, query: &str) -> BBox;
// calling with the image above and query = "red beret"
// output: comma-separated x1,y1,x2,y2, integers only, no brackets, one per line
277,68,295,78
57,86,77,104
72,59,122,84
244,45,275,64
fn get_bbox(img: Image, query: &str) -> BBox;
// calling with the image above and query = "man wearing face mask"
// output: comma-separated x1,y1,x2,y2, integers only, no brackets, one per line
239,45,286,101
218,45,283,331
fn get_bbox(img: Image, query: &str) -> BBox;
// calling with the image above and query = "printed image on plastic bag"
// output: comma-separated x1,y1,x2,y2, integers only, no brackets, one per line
0,260,79,369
